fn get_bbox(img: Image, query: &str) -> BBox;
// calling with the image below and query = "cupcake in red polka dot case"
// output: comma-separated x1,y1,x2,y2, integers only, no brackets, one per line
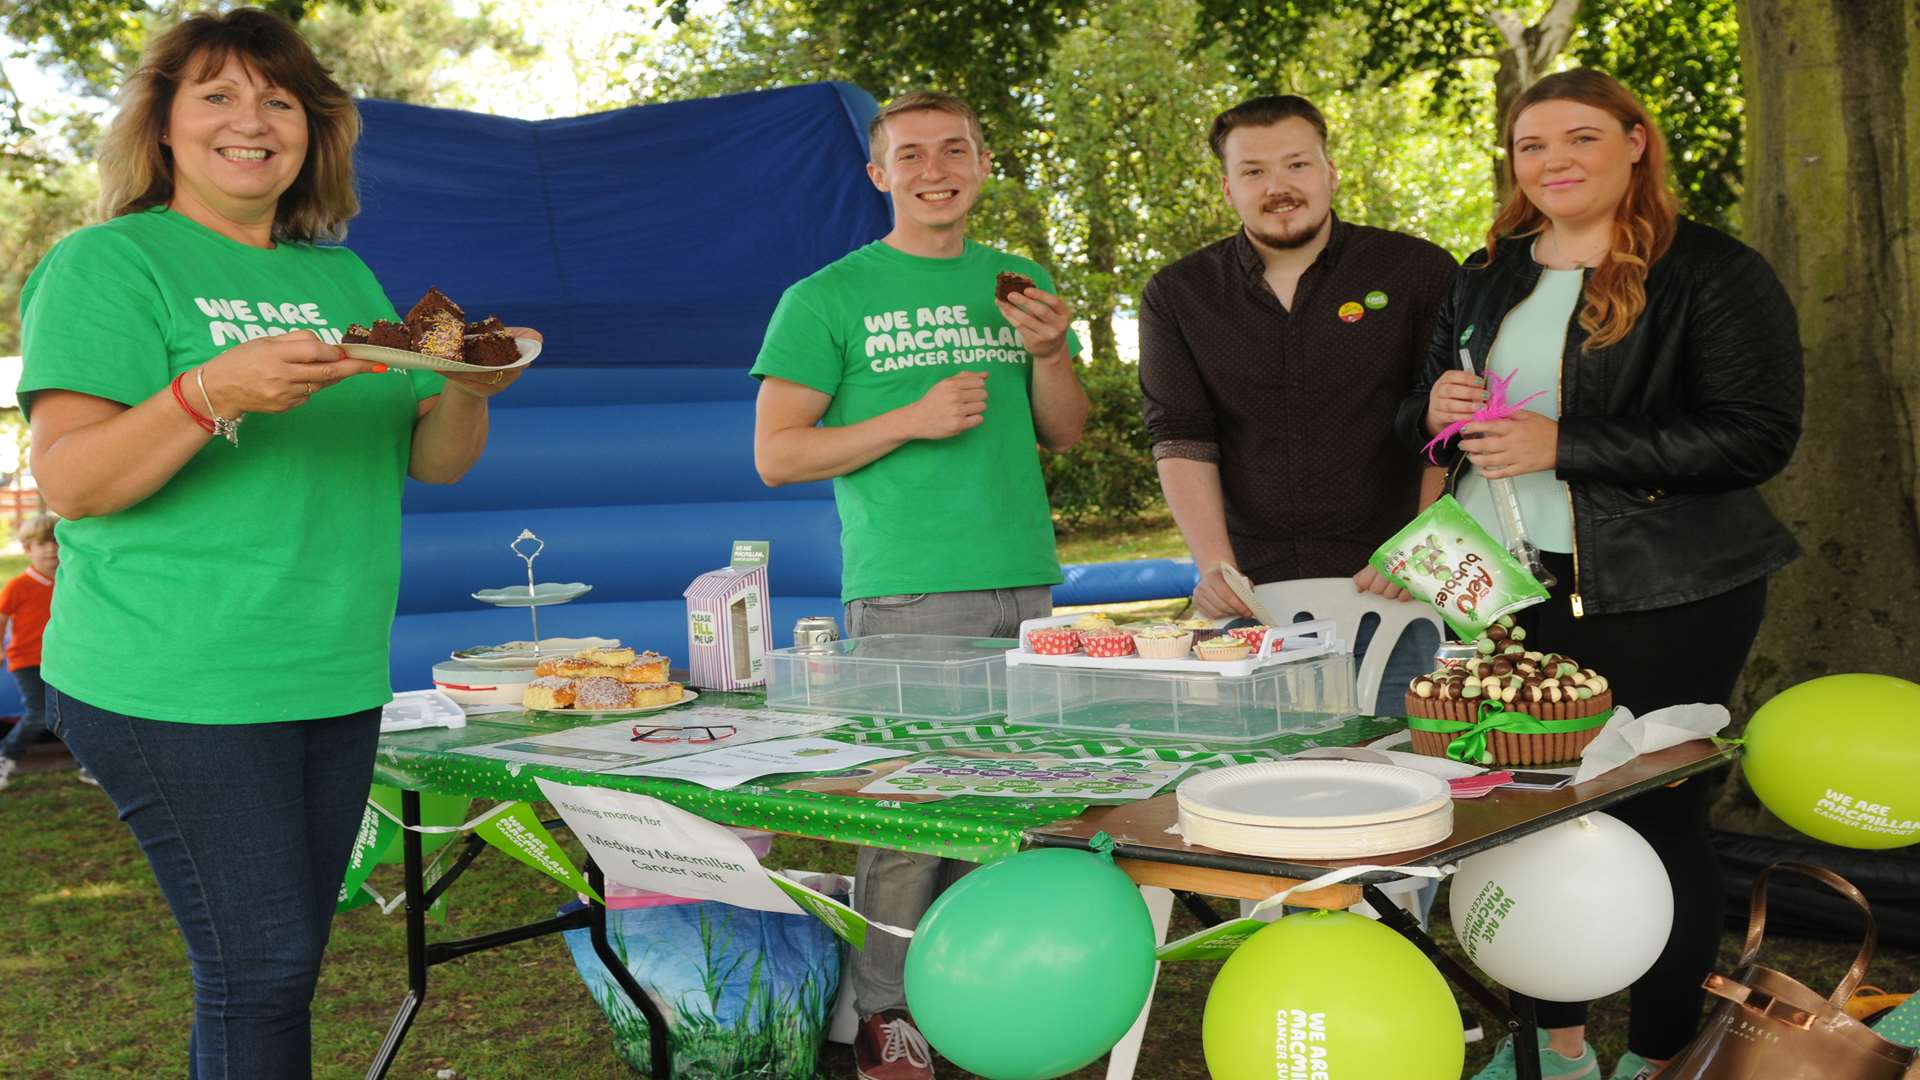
1227,625,1280,653
1080,627,1137,658
1026,627,1081,655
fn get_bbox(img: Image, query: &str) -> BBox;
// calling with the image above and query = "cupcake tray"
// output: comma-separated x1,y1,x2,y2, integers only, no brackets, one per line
1005,615,1342,678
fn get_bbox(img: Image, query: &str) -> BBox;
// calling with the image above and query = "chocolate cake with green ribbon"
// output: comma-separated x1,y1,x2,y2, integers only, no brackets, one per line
1404,615,1613,765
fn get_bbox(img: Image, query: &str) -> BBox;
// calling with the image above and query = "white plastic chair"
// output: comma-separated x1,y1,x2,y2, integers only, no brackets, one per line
1242,578,1445,927
1249,576,1443,716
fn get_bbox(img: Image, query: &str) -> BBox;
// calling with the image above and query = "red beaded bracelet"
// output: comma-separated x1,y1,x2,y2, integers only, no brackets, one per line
170,372,216,434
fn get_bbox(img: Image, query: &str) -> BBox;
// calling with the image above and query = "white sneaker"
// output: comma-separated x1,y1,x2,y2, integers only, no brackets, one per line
76,767,100,786
0,756,15,790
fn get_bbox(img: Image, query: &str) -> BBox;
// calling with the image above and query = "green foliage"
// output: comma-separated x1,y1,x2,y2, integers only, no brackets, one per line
1195,0,1746,229
1042,358,1160,528
300,0,540,106
0,160,96,354
1571,0,1743,231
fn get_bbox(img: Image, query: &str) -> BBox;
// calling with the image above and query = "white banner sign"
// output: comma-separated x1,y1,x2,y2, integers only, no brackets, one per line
536,779,803,915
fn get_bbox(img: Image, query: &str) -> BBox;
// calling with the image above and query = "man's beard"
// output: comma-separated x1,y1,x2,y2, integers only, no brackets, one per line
1246,205,1330,251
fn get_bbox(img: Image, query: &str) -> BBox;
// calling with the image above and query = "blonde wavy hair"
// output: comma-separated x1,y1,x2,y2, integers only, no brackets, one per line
96,7,359,243
1487,68,1680,352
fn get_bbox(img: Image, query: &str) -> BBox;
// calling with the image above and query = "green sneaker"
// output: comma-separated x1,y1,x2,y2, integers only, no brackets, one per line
1470,1029,1601,1080
1609,1050,1658,1080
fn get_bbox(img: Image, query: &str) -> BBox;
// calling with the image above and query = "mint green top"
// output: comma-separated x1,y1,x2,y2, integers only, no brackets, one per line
751,240,1078,603
17,208,444,723
1457,259,1582,553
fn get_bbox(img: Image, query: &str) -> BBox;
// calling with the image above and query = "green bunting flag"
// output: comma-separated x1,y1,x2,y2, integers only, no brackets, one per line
473,802,601,904
336,801,399,913
1156,916,1267,962
770,873,871,949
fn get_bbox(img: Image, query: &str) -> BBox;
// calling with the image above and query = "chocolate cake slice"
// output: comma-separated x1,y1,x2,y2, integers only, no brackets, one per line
405,286,465,327
362,320,412,349
343,323,372,344
461,329,520,367
995,271,1037,304
410,313,464,360
464,315,507,337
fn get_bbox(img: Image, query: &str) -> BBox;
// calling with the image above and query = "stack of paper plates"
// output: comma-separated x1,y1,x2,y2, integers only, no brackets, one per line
1176,761,1454,858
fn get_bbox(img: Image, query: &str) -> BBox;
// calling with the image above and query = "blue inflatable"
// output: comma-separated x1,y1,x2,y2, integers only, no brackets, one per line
348,85,890,689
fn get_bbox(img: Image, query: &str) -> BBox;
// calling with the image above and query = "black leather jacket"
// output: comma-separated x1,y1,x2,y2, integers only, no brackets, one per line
1394,218,1802,616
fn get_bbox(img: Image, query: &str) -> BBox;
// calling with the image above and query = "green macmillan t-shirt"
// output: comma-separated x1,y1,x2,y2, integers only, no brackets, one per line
752,240,1077,604
17,207,444,724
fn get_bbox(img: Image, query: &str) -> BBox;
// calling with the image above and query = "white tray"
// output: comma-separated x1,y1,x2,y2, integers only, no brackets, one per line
450,636,621,668
1005,615,1343,677
342,334,539,374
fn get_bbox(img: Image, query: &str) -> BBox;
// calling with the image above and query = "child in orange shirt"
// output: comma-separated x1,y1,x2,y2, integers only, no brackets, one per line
0,514,72,788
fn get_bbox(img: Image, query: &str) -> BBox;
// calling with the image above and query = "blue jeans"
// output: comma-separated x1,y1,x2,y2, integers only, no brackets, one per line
842,585,1053,1016
0,665,47,761
47,687,382,1079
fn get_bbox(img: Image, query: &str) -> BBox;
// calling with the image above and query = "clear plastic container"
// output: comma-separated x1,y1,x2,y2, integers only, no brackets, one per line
1005,650,1358,743
765,634,1011,721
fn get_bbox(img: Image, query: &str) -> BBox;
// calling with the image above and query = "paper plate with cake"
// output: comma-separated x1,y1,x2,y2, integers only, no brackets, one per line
341,287,540,375
519,647,693,715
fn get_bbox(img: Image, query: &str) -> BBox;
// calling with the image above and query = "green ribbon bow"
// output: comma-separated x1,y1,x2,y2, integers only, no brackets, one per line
1406,699,1613,765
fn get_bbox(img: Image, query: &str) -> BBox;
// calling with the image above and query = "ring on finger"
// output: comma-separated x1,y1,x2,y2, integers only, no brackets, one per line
303,382,314,396
489,370,504,385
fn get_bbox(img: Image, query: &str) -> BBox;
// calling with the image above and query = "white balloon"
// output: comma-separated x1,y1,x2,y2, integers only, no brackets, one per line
1448,812,1673,1002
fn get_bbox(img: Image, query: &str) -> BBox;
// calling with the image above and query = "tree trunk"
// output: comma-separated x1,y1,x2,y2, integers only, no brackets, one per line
1726,0,1920,829
1084,164,1119,366
1485,0,1583,205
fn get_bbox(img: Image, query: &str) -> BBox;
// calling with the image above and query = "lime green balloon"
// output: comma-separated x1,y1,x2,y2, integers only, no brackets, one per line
369,784,472,865
1204,909,1464,1080
904,848,1156,1079
1744,673,1920,849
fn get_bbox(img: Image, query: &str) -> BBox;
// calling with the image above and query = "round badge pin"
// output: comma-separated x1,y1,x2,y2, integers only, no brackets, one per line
1365,290,1389,310
1338,301,1365,323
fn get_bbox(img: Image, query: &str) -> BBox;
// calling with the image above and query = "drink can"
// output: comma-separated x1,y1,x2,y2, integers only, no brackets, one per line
1433,640,1479,671
793,616,841,648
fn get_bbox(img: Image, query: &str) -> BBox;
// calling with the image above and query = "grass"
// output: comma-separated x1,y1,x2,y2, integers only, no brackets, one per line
1054,509,1187,566
2,768,1913,1079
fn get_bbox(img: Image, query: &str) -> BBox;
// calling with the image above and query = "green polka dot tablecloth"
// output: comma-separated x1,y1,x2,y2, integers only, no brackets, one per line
375,693,1404,863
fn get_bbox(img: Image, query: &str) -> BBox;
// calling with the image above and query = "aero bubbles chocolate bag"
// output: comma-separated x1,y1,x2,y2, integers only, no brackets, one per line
1371,495,1550,639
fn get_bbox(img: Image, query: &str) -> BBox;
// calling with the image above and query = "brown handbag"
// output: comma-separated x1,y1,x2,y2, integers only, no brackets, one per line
1660,861,1919,1080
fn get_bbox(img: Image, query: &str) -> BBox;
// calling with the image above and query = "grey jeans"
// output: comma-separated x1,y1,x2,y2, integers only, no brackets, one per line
843,585,1052,1017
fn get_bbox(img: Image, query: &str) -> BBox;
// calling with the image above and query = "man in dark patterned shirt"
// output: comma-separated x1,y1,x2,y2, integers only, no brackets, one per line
1139,94,1458,711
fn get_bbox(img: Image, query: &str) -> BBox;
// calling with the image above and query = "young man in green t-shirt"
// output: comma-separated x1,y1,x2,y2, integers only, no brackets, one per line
751,91,1088,1080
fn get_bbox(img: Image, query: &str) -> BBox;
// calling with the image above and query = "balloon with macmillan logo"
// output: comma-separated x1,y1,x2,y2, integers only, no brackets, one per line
1448,813,1672,1002
1203,909,1464,1080
903,847,1156,1080
1742,673,1920,849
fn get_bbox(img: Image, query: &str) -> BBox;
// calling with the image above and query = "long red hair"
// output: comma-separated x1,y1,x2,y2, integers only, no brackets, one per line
1487,69,1679,351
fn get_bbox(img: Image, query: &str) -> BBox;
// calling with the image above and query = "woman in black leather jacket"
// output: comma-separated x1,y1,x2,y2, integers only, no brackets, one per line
1396,70,1802,1080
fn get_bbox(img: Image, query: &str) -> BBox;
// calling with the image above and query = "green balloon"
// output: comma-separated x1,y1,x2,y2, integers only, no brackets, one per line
369,784,472,865
1744,673,1920,849
1203,910,1464,1080
904,848,1156,1079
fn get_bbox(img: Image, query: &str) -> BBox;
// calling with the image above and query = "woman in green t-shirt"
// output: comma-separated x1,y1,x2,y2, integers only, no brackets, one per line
17,11,529,1076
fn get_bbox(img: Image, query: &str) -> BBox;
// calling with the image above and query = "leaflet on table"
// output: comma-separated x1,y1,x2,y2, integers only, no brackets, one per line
602,736,913,788
537,780,909,948
857,754,1191,801
451,706,850,772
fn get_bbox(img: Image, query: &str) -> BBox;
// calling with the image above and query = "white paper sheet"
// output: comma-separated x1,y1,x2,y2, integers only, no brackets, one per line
605,737,913,789
537,780,804,914
450,707,849,772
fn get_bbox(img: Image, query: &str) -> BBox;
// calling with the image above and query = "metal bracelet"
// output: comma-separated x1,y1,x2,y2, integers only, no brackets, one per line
193,366,243,447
